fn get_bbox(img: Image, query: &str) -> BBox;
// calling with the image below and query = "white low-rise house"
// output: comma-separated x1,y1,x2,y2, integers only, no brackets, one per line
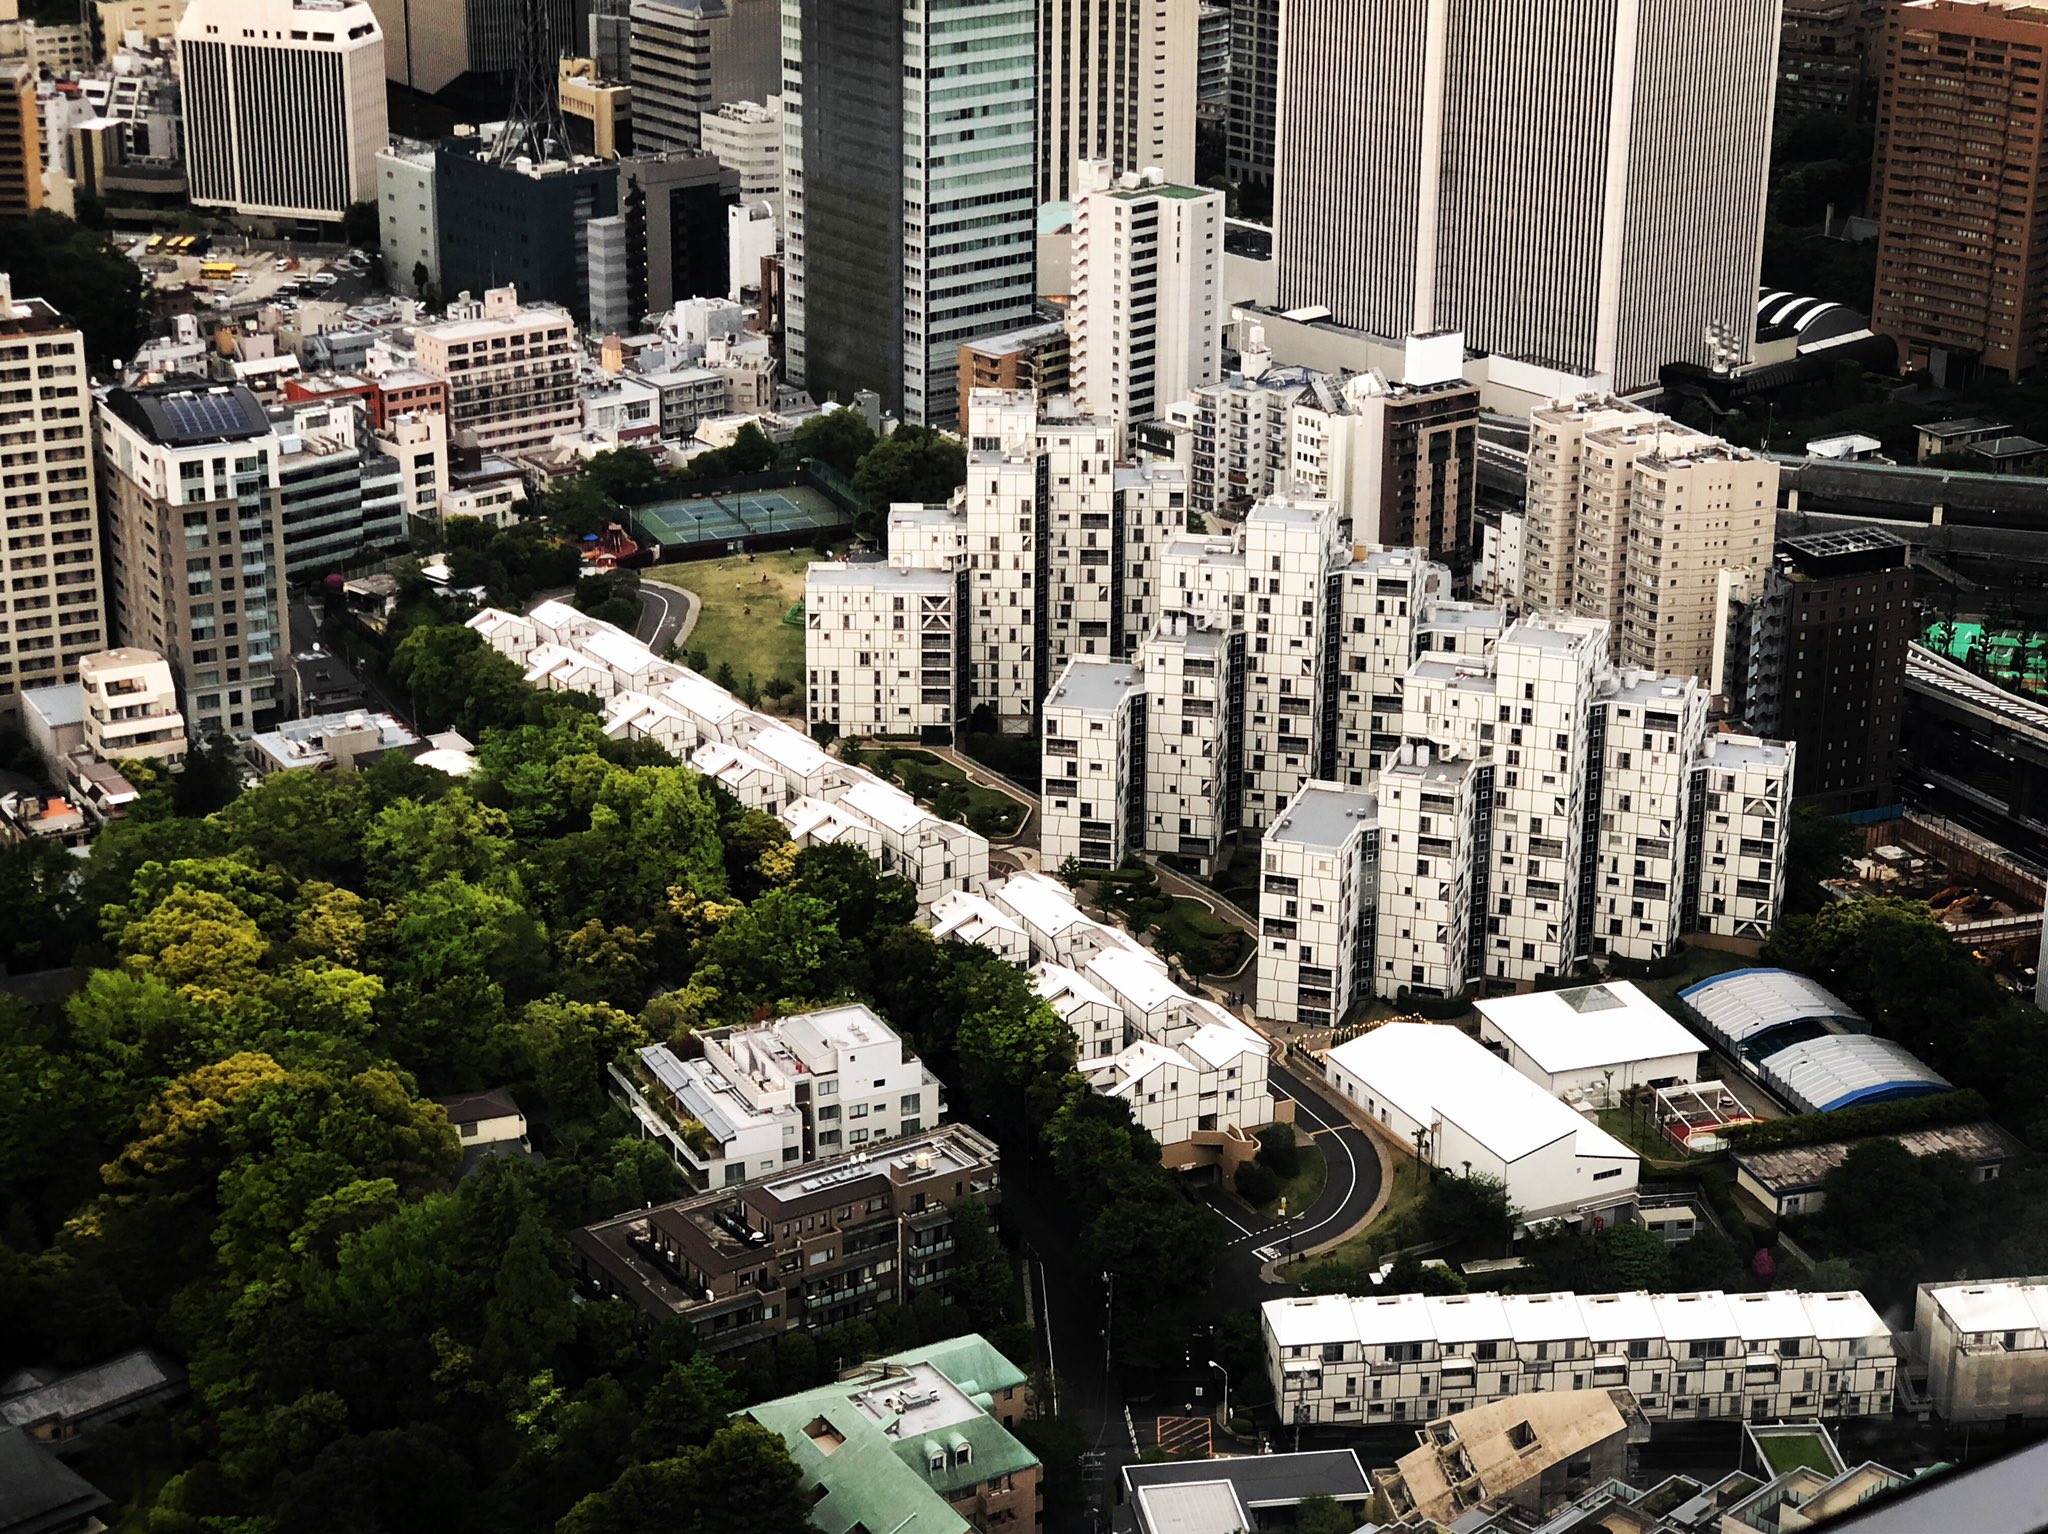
782,794,885,860
525,642,616,698
1085,1015,1269,1160
602,689,700,754
1041,656,1143,869
1263,1287,1897,1429
434,1089,529,1149
926,890,1030,963
1911,1276,2048,1426
659,670,774,752
1259,780,1379,1028
836,776,990,908
620,1003,945,1187
751,723,861,805
986,870,1162,973
690,740,781,811
1474,981,1707,1105
804,561,960,740
1323,1022,1639,1225
78,648,188,770
244,710,419,775
1033,961,1125,1061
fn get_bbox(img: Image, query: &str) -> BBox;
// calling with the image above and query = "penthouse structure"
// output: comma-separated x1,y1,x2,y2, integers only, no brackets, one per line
618,1003,944,1187
411,286,580,454
571,1122,1000,1347
1263,1287,1898,1429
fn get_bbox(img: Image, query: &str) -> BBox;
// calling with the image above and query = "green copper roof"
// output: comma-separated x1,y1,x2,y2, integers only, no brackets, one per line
741,1335,1039,1534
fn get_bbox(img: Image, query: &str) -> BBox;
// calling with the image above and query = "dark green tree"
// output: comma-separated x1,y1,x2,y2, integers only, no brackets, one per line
852,424,967,509
789,407,878,478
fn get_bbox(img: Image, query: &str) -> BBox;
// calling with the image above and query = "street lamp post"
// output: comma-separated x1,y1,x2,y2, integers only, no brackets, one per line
1207,1359,1230,1424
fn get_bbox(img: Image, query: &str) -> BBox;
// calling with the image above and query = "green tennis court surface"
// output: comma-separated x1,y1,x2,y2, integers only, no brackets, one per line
634,485,848,551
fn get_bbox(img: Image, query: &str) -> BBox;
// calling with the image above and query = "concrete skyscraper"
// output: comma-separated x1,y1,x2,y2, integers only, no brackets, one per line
178,0,386,223
1036,0,1198,205
1273,0,1779,393
783,0,1035,426
1069,168,1223,438
628,0,778,154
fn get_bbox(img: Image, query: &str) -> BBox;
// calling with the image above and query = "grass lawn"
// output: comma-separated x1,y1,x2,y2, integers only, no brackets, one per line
867,747,1029,838
1322,1154,1429,1270
1152,895,1254,977
1757,1431,1838,1477
648,548,819,686
1263,1143,1328,1219
1597,1106,1693,1167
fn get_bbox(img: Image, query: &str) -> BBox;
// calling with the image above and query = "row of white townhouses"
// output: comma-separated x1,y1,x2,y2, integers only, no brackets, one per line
1263,1288,1897,1429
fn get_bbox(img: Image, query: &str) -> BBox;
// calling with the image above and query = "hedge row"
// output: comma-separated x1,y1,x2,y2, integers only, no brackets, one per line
1723,1088,1991,1153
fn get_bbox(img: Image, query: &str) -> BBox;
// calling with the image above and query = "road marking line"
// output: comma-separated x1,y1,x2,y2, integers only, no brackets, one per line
1207,1200,1260,1237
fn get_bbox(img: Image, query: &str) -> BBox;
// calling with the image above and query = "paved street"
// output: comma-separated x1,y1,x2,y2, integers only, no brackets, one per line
635,579,695,656
1202,1058,1385,1310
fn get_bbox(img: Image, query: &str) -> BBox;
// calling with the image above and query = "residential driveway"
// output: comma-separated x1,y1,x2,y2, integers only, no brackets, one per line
636,581,696,655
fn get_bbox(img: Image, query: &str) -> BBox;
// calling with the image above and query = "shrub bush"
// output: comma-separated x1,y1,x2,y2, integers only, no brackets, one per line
1256,1123,1302,1180
1234,1160,1280,1207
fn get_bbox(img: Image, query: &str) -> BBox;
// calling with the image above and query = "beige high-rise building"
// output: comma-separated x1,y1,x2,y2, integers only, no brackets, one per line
0,275,103,716
97,381,291,735
412,286,581,454
1037,0,1197,204
1525,397,1774,685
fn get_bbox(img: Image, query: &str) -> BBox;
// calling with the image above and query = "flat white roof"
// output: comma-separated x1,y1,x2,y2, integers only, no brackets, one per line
1326,1023,1636,1166
1923,1279,2048,1337
1476,981,1706,1077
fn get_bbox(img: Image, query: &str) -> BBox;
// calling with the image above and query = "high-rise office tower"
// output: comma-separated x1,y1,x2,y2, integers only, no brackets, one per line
1273,0,1779,393
97,383,290,736
628,0,778,154
363,0,585,96
1036,0,1197,205
178,0,387,223
0,276,102,715
783,0,1035,426
1070,169,1223,438
1224,0,1276,188
1871,0,2048,380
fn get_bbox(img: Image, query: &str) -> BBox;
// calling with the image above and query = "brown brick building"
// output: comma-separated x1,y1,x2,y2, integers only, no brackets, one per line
1743,528,1914,811
570,1123,1000,1352
1870,0,2048,379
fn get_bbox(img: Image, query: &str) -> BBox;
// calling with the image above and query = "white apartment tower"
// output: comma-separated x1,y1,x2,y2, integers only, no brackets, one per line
412,287,581,454
1259,779,1379,1028
1594,673,1709,963
0,276,105,715
1239,493,1343,831
1138,616,1237,873
1041,656,1143,869
179,0,387,222
1070,169,1223,438
1691,732,1793,943
1037,0,1197,203
1375,744,1484,999
1273,0,1779,392
804,563,959,740
963,390,1187,731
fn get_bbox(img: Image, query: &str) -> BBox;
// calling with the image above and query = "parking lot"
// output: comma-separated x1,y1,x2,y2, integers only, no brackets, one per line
130,236,386,308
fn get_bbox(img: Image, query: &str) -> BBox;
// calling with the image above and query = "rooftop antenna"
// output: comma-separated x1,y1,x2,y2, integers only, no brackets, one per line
493,0,572,166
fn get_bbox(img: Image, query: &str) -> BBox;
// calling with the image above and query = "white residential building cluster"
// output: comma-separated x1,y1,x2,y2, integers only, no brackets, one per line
465,601,988,910
620,1002,945,1188
924,867,1272,1163
961,390,1188,733
1263,1287,1898,1430
803,562,959,741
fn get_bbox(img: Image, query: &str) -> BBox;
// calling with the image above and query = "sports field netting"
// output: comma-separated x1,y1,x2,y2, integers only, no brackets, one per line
634,484,850,552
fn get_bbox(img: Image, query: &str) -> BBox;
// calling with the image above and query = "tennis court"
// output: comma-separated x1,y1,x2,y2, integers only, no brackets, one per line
634,483,850,554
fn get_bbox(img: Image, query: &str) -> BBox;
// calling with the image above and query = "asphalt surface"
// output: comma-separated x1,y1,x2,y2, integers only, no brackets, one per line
635,580,693,656
1202,1058,1385,1310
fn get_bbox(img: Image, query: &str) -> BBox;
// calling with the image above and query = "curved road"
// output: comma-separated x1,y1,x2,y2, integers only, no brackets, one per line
635,579,695,656
1203,1057,1385,1312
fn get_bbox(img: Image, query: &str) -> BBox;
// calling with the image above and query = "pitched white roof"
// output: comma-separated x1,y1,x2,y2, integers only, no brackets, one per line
1328,1023,1636,1166
928,891,1026,948
581,626,666,677
1086,943,1183,1015
1181,1018,1265,1070
691,739,776,785
1476,981,1706,1076
750,723,839,780
1031,961,1117,1016
840,775,939,835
